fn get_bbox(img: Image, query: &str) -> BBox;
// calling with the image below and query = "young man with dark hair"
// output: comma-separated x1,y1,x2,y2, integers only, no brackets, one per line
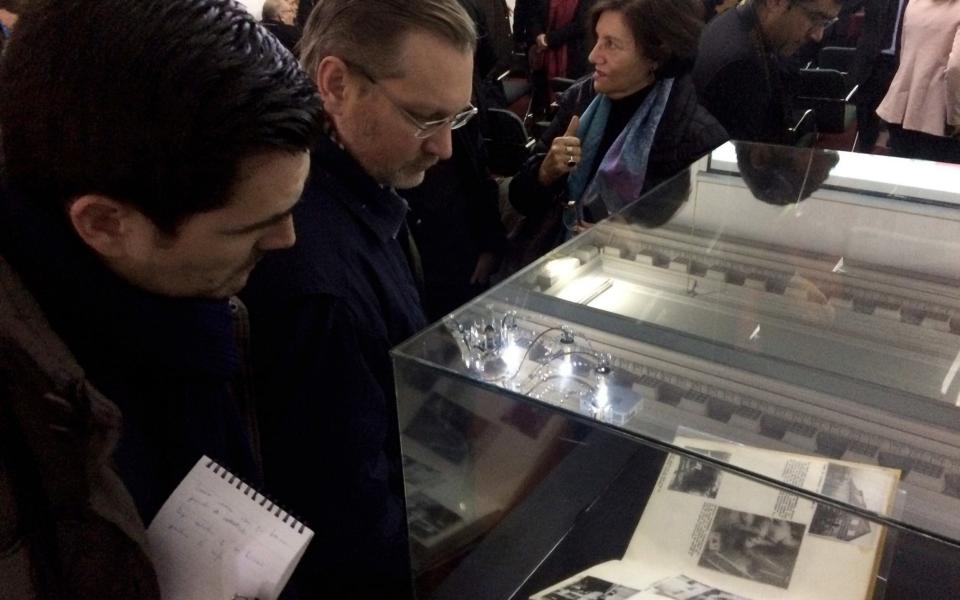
0,0,320,596
694,0,843,144
240,0,477,596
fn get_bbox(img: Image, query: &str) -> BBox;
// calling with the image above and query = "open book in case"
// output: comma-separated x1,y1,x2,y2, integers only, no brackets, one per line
392,142,960,599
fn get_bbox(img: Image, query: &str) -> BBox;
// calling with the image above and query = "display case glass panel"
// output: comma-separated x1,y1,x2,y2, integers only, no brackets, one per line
393,142,960,599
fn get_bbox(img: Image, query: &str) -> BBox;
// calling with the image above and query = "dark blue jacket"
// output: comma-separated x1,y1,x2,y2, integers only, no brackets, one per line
693,3,791,144
241,134,427,599
0,189,261,527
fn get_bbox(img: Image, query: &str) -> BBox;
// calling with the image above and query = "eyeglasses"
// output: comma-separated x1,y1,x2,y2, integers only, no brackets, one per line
795,4,839,31
345,60,478,139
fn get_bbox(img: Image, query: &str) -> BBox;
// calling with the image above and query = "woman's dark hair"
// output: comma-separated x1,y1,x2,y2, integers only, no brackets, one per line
0,0,322,234
589,0,704,78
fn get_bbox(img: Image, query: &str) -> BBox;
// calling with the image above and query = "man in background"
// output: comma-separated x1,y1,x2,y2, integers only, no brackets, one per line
240,0,477,596
852,0,907,152
476,0,514,72
0,0,319,596
694,0,843,144
399,0,507,322
262,0,300,52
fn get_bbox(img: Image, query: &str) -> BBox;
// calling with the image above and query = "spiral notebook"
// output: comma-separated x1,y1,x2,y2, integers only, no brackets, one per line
147,456,313,600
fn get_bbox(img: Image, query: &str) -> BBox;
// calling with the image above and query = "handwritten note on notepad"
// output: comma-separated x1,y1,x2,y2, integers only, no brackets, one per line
147,456,313,600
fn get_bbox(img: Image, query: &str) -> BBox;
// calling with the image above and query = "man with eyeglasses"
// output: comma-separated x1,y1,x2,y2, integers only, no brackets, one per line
694,0,842,144
239,0,476,598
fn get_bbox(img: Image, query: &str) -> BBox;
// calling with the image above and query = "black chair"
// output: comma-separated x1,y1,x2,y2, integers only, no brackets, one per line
499,69,533,107
795,68,858,134
549,77,575,94
537,77,578,133
482,108,536,177
818,46,855,73
818,46,857,89
496,52,537,121
788,108,817,147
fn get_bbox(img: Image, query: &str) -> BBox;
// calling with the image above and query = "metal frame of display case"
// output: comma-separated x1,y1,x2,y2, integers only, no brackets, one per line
393,143,960,599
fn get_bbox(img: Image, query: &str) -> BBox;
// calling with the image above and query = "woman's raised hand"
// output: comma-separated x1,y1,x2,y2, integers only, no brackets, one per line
538,115,582,186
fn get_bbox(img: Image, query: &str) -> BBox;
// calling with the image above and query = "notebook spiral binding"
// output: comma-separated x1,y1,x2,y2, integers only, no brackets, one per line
205,458,309,534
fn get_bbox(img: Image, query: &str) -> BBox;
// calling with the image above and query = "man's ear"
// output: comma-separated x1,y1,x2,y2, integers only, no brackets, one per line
67,195,152,258
314,56,352,116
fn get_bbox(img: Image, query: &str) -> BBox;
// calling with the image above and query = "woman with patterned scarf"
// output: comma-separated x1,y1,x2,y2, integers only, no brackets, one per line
510,0,728,261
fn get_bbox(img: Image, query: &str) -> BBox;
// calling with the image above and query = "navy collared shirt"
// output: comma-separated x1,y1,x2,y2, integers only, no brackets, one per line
240,134,425,598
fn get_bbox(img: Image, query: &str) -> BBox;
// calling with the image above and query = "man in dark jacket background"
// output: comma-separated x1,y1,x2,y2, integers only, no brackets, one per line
852,0,907,152
401,0,507,321
694,0,843,144
0,0,320,596
261,0,301,52
240,0,477,597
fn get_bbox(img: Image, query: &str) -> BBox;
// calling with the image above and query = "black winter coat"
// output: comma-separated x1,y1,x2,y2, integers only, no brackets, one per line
693,3,791,145
240,134,426,600
510,74,727,221
0,258,161,600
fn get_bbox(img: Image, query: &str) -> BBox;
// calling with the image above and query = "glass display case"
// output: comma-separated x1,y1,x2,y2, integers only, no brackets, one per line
392,142,960,600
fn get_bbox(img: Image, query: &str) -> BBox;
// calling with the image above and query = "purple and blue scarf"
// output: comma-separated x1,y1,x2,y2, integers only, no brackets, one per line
568,78,674,223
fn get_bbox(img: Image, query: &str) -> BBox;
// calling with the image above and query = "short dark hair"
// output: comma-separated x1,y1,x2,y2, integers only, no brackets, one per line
300,0,476,81
590,0,704,78
0,0,322,233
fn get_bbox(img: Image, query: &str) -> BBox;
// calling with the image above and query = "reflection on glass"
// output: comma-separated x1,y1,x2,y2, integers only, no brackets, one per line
395,142,960,592
735,142,840,205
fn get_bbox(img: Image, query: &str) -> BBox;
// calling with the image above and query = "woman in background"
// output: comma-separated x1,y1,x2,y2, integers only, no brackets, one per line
509,0,727,260
530,0,595,81
524,0,594,117
877,0,960,163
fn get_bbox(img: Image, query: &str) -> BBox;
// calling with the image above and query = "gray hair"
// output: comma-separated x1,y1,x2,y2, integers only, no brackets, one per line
262,0,286,21
300,0,477,80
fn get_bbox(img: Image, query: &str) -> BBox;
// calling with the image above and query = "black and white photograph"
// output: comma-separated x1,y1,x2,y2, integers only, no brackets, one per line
402,454,444,488
403,393,495,464
667,449,732,498
406,491,463,542
809,464,874,542
649,574,751,600
542,575,641,600
698,508,805,589
690,592,752,600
